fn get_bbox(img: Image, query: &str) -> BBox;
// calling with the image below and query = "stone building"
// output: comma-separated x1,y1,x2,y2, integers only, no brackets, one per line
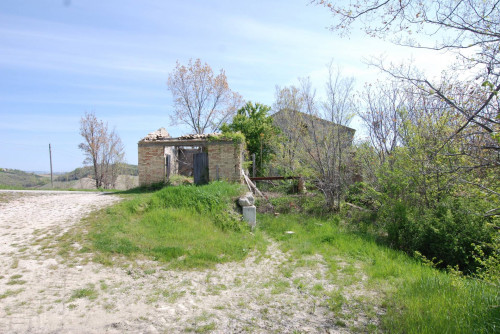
138,128,244,186
272,109,356,145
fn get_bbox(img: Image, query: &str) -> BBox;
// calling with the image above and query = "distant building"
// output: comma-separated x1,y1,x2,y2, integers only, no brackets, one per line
272,109,355,146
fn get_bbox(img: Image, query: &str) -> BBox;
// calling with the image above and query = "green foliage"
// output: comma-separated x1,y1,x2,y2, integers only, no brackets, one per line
472,238,500,285
70,285,98,301
207,132,245,144
382,273,500,334
0,168,49,188
56,163,138,182
149,181,243,215
347,106,499,280
258,213,500,334
380,198,493,273
266,193,326,215
220,102,280,175
81,182,263,268
345,182,381,210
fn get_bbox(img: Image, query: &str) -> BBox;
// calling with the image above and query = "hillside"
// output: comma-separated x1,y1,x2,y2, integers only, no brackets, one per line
0,168,49,188
55,163,138,182
0,164,138,190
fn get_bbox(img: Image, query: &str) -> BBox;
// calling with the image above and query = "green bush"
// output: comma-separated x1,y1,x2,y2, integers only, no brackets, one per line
381,198,494,273
267,193,326,215
345,182,382,210
149,181,243,214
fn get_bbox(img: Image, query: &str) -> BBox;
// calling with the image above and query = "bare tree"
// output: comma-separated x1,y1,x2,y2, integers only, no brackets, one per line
272,85,305,172
314,0,499,214
359,80,407,164
273,64,356,209
313,0,499,150
78,112,124,189
167,58,243,134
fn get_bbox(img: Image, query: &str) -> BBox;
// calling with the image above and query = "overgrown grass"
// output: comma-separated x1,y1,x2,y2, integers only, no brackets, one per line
70,182,265,269
258,214,499,334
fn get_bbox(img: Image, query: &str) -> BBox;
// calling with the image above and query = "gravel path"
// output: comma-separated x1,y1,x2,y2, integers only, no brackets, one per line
0,190,380,333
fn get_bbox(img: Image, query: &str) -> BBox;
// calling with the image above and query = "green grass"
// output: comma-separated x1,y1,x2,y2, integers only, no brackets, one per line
66,182,266,269
0,288,24,299
0,168,49,188
70,284,98,301
56,181,498,332
258,214,500,334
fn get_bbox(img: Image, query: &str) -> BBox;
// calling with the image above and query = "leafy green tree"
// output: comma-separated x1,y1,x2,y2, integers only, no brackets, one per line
221,102,279,176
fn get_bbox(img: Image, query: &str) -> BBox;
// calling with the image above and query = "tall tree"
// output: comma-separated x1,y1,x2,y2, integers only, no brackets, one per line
78,112,124,189
221,102,279,176
167,58,243,134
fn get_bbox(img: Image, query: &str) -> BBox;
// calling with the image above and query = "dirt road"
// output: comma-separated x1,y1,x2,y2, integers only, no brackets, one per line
0,190,378,333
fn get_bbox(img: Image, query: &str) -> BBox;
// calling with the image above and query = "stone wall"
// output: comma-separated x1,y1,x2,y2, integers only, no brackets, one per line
207,142,243,183
138,143,166,186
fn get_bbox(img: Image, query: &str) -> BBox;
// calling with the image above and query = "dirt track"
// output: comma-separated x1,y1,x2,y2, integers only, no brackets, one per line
0,190,379,333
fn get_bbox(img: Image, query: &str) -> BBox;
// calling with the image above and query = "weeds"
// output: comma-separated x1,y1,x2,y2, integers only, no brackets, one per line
258,213,500,333
61,182,266,269
0,288,24,299
70,284,98,301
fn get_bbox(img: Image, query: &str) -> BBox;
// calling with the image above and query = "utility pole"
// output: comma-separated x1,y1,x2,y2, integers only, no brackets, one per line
49,144,53,188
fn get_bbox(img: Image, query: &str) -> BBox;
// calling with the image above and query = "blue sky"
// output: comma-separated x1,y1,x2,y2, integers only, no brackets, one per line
0,0,451,172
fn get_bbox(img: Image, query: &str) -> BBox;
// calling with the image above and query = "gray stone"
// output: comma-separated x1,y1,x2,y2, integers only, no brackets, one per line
238,197,251,207
242,205,256,228
245,192,255,205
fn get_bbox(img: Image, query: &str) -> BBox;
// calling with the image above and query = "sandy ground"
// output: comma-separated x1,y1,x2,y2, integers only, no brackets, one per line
0,190,381,333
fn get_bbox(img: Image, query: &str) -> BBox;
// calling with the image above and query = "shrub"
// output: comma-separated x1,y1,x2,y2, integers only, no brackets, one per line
345,182,382,210
380,198,494,274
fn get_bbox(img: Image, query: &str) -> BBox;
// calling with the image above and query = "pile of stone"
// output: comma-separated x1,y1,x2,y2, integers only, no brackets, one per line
143,128,170,141
238,192,256,228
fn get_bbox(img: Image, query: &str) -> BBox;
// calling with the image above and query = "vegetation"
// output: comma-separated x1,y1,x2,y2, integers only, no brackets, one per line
70,182,265,268
272,64,356,210
78,111,125,189
0,168,49,188
258,213,499,334
252,0,500,285
167,58,243,134
207,132,246,145
56,180,497,332
221,102,280,175
55,163,137,182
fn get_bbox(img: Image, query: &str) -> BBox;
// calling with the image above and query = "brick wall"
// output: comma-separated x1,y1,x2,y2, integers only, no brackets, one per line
138,140,243,186
138,143,165,186
207,142,243,183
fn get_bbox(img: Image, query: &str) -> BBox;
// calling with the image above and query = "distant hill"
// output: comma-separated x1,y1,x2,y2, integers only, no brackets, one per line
55,163,138,182
0,164,139,190
0,168,50,188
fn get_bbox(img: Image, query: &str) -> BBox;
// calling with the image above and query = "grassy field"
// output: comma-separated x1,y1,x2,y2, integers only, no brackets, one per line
259,214,499,334
0,164,138,190
59,182,499,333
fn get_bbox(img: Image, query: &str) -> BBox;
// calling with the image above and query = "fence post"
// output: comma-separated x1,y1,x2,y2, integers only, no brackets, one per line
252,153,256,177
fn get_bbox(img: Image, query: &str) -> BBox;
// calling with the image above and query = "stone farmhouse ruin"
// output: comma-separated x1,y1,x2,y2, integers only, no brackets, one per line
138,128,244,186
272,109,356,145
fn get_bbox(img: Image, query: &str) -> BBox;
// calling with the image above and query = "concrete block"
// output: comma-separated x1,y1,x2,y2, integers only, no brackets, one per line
245,192,255,205
242,205,256,228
